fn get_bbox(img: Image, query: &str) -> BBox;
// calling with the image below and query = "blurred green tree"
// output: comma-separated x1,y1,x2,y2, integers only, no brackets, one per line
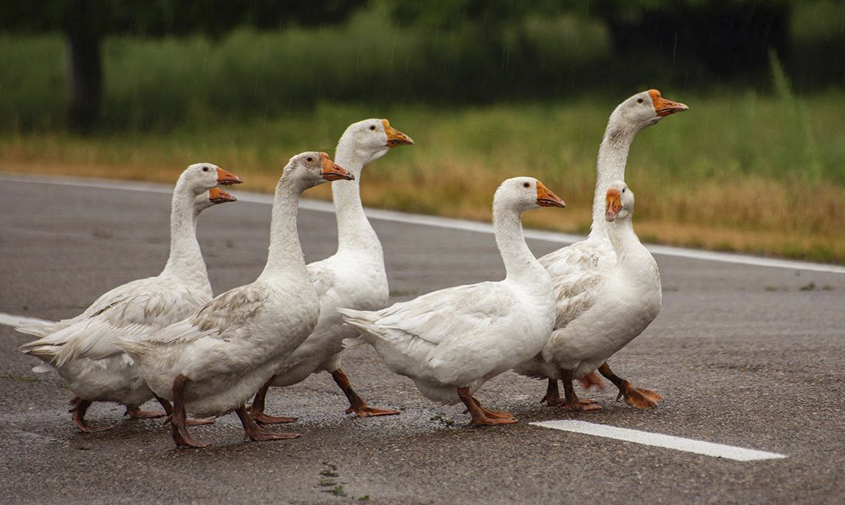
589,0,791,79
381,0,792,83
0,0,366,133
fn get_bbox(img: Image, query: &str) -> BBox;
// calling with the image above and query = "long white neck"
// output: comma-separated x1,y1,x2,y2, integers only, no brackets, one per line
590,120,637,239
332,138,381,255
259,176,309,280
606,217,647,267
160,184,211,294
493,204,545,284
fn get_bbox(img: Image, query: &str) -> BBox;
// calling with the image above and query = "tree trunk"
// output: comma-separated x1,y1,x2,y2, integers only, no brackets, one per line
65,30,102,133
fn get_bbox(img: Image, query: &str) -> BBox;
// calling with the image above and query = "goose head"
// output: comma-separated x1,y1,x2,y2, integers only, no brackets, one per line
180,163,242,196
340,119,414,165
495,177,566,213
605,180,635,222
282,151,354,192
610,89,688,133
194,187,238,212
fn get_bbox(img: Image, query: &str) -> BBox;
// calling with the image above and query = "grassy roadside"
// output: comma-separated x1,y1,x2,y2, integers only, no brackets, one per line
2,96,844,263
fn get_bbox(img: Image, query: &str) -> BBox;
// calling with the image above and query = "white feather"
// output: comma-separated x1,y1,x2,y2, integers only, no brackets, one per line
16,163,229,408
341,177,559,405
513,92,671,385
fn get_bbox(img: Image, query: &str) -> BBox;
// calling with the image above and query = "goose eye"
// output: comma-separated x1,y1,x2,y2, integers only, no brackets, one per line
369,125,376,131
202,166,209,172
306,157,314,163
622,188,626,193
523,182,530,188
637,98,644,104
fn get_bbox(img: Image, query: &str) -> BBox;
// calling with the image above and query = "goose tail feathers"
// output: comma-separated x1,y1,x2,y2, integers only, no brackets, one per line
338,307,375,349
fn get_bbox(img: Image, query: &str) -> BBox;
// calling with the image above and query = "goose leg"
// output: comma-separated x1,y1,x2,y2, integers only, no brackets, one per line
69,397,111,433
247,379,298,424
457,387,517,427
235,405,300,442
168,374,209,448
542,378,596,407
155,394,174,416
561,370,601,412
540,379,561,405
598,362,662,409
332,369,400,417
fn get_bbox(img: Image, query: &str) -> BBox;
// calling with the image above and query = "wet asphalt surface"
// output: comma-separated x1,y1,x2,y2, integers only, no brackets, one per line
1,177,844,504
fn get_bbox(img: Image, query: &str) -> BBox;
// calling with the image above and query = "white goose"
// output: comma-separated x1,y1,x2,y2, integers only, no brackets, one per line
512,90,685,409
340,177,566,426
248,119,412,423
18,164,241,431
116,153,353,448
527,181,661,410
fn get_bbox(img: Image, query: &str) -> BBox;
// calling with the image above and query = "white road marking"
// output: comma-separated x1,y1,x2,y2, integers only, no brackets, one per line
2,173,844,274
531,420,786,461
0,312,51,328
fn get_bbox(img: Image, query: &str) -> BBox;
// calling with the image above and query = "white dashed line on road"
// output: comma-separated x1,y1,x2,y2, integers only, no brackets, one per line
531,420,786,461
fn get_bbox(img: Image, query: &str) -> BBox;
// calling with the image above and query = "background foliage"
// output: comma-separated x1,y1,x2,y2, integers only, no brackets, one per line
1,0,844,262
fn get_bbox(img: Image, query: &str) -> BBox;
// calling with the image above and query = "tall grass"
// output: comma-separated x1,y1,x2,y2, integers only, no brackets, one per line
769,50,822,183
2,92,844,263
2,2,844,132
0,7,613,131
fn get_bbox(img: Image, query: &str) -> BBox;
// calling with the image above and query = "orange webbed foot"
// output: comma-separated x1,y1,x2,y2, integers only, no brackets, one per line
547,397,599,410
74,420,113,433
543,397,566,407
186,417,216,426
621,384,663,409
478,407,515,420
125,409,167,419
168,416,210,448
247,405,297,424
469,416,519,427
70,398,113,433
346,405,401,417
565,400,602,412
174,434,210,448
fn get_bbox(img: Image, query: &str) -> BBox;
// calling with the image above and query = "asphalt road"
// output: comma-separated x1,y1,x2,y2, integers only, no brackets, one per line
1,176,844,504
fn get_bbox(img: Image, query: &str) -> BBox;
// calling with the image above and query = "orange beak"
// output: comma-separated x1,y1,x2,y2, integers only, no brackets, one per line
320,152,354,181
648,89,688,117
216,167,242,185
382,119,414,147
536,181,566,208
605,188,622,222
208,187,237,204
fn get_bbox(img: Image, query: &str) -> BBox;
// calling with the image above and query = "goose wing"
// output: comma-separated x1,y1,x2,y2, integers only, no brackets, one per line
344,282,518,347
20,278,206,365
137,282,271,347
539,239,614,329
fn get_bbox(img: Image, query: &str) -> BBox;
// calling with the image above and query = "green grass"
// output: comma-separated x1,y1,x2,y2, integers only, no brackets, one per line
1,7,844,264
326,485,346,497
0,7,613,132
2,92,844,263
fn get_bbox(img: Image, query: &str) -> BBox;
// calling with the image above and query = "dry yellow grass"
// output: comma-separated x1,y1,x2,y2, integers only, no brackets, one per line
3,156,841,264
2,96,844,263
